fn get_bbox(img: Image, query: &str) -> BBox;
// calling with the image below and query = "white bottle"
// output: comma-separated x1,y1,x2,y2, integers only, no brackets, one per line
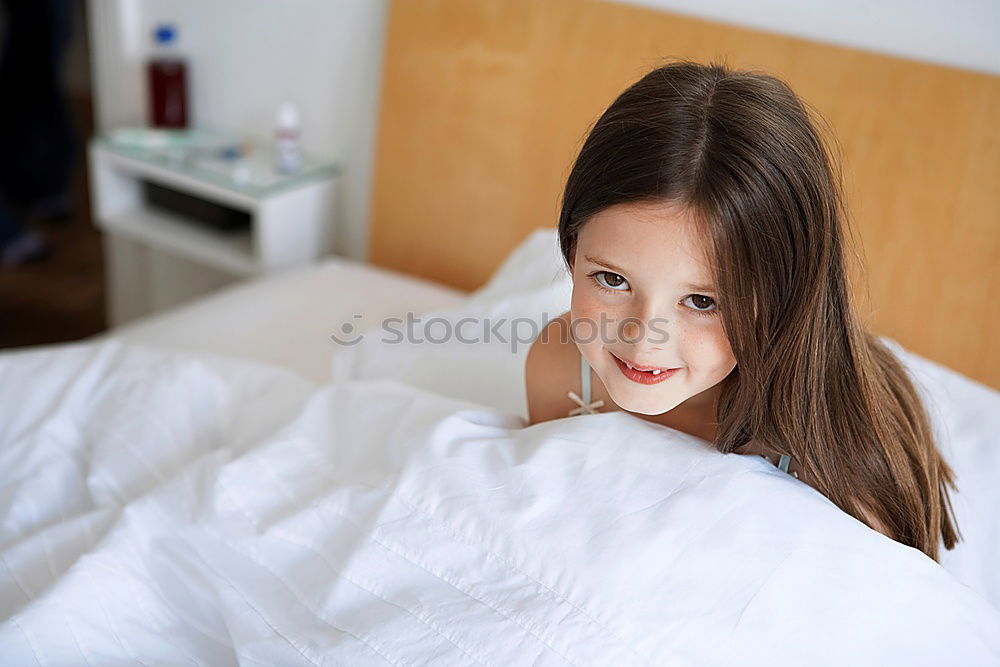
274,103,302,174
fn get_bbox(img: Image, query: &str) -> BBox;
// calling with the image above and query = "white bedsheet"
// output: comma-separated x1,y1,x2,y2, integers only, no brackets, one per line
95,256,469,384
2,339,998,666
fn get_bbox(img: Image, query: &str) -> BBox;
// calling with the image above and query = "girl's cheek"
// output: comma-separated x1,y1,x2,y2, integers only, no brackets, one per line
678,319,736,372
572,289,604,315
571,287,626,348
706,318,736,363
571,283,601,320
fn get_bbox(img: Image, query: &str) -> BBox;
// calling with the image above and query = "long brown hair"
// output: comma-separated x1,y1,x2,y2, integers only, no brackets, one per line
557,59,961,561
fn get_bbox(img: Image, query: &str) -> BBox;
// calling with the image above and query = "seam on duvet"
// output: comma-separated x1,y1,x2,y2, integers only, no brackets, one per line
375,490,644,663
654,491,747,575
81,565,154,667
227,496,573,667
90,407,186,488
69,454,218,667
83,437,397,667
140,550,270,663
64,609,97,667
51,482,155,667
362,509,580,667
69,438,199,667
49,505,203,665
267,527,488,667
14,465,115,667
276,440,615,665
294,438,648,665
10,616,44,666
202,524,399,667
229,456,500,667
186,519,391,666
0,551,34,606
94,472,387,667
226,444,577,665
731,550,795,633
209,484,405,667
121,537,204,666
0,499,117,621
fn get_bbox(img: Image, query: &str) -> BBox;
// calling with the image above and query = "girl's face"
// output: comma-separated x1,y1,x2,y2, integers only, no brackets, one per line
570,201,737,415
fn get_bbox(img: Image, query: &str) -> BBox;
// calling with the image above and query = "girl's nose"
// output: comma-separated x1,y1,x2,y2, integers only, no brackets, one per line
621,318,642,342
619,304,671,350
634,294,671,323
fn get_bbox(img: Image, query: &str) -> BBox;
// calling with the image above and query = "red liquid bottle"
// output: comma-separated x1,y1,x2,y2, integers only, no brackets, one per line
147,25,188,129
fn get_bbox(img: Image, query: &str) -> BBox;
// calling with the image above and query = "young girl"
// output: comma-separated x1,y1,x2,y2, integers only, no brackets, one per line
525,59,961,563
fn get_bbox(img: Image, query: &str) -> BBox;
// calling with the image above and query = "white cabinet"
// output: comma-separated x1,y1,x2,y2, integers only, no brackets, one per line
89,135,339,326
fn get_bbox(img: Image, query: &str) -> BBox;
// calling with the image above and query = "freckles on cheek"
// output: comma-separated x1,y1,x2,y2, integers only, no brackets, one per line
571,287,606,321
571,289,620,350
706,327,737,370
678,322,735,370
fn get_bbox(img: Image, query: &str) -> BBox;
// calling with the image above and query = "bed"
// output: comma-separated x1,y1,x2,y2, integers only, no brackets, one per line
96,258,470,386
4,1,1000,664
3,229,1000,665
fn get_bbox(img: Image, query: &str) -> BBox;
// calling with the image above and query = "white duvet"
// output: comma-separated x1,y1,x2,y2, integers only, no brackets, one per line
2,339,999,666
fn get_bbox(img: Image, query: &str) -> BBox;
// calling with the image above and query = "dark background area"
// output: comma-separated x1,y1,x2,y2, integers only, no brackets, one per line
0,0,106,349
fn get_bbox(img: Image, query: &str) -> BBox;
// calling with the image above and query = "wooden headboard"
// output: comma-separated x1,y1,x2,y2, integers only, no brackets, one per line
368,0,1000,390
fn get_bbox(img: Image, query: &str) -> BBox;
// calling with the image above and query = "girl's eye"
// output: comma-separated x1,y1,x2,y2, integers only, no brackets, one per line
683,294,717,315
592,271,629,291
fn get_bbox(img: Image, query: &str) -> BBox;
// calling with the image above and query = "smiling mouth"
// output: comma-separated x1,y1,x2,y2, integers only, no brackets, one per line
609,352,681,385
610,352,677,372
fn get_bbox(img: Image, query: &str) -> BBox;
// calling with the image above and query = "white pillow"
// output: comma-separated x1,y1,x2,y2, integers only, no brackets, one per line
879,337,1000,609
468,227,570,302
331,228,571,417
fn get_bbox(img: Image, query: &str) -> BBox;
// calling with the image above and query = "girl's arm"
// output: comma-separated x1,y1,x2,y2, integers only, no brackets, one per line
525,313,574,425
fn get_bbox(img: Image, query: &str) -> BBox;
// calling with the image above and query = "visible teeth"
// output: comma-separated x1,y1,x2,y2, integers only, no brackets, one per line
623,358,668,374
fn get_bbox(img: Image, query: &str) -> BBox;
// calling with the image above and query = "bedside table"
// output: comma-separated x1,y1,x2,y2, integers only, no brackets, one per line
88,132,340,326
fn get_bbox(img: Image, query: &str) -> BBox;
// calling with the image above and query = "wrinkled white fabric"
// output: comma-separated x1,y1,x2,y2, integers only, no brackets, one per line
1,340,998,666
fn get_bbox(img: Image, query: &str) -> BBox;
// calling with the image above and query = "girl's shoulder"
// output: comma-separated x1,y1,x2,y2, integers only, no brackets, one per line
525,311,579,425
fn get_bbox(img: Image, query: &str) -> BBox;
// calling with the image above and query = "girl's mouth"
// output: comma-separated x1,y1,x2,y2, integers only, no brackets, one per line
610,352,680,385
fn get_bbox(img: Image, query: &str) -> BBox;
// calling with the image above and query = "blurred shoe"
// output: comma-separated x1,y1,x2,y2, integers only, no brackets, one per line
0,230,52,267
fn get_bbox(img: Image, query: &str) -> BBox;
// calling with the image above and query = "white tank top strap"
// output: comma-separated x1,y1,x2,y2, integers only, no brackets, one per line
567,353,604,416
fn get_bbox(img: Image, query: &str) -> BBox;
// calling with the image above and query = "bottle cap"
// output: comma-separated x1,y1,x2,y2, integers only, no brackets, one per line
276,103,300,129
154,24,177,45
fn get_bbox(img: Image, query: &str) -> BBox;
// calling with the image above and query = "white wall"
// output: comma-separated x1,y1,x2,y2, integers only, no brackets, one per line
614,0,1000,77
88,0,388,261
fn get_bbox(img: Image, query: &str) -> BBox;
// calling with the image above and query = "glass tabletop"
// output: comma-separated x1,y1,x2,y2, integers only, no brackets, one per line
94,127,341,199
